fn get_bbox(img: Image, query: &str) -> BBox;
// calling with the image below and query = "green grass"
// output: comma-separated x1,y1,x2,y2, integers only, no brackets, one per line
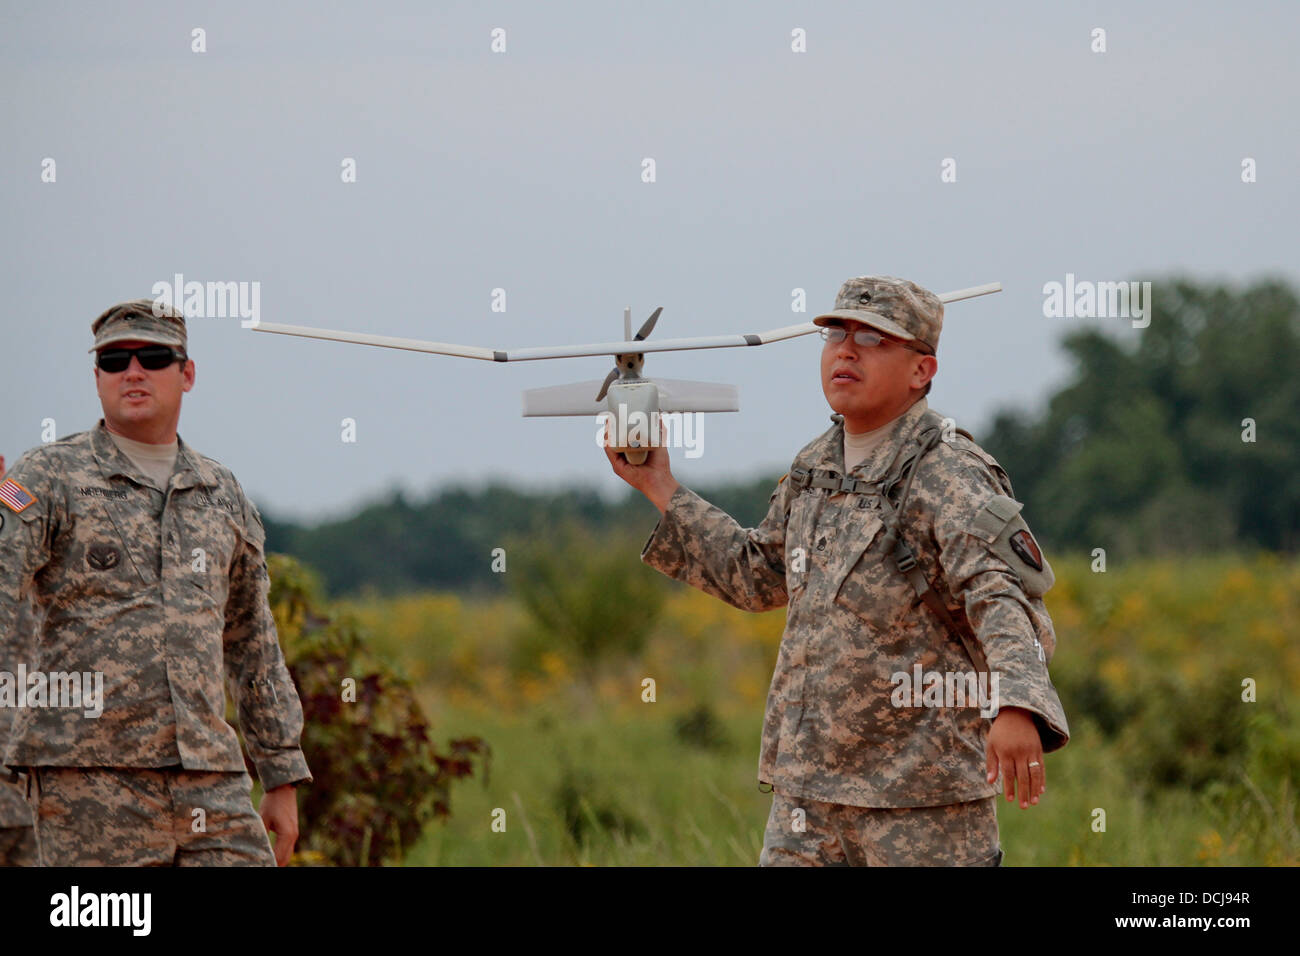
324,553,1300,866
402,705,1296,866
407,705,769,865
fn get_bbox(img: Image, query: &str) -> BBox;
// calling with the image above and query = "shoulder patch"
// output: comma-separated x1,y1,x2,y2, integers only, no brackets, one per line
968,493,1055,597
1009,529,1044,571
0,478,37,514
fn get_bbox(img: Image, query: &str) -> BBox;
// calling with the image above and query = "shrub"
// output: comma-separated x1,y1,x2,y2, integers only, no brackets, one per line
261,554,489,865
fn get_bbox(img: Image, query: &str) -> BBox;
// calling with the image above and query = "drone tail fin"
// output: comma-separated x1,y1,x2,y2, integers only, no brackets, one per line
522,381,610,417
653,379,739,413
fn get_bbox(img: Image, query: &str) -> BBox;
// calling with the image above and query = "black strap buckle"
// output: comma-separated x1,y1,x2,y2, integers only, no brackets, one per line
894,541,918,573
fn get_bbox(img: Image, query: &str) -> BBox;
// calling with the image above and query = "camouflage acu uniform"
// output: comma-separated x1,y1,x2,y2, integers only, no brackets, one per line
642,398,1070,865
761,792,1002,866
26,767,276,866
0,763,34,870
0,423,310,865
0,821,36,866
0,593,40,865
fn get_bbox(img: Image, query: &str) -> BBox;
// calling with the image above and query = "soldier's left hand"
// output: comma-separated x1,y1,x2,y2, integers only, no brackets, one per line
260,784,300,865
986,707,1046,809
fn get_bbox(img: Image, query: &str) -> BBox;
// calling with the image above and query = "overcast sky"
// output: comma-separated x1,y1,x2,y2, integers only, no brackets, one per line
3,1,1295,521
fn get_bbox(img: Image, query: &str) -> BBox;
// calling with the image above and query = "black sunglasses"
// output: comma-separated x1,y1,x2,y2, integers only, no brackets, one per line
96,345,187,373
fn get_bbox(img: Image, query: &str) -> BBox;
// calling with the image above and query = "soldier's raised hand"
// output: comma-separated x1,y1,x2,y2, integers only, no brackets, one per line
602,419,679,514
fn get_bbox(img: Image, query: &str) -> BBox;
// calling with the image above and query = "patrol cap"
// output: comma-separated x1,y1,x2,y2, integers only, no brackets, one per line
813,276,944,354
89,299,188,352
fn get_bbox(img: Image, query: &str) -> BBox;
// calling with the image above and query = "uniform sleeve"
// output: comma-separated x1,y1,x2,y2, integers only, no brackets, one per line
0,455,57,777
0,455,57,672
223,489,312,790
0,596,42,825
930,457,1070,753
640,480,790,613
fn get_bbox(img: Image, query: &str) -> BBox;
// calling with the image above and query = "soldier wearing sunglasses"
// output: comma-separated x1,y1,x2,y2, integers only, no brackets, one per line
0,300,310,866
607,275,1068,866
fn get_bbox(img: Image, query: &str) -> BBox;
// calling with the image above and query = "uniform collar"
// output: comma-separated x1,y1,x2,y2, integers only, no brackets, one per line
797,399,932,483
90,420,220,491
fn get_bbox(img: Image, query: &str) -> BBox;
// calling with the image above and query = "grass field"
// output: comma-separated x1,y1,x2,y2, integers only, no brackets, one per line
326,552,1300,866
397,705,1296,866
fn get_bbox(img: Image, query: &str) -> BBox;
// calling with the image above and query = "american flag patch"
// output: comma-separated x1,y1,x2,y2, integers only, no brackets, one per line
0,478,36,513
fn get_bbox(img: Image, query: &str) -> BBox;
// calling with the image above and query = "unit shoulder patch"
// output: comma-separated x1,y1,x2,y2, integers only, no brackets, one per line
1009,529,1044,571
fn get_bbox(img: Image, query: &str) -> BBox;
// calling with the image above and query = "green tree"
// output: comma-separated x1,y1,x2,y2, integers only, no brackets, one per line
984,278,1300,556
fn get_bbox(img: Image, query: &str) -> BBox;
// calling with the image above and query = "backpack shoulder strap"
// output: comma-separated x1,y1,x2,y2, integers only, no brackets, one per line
877,412,989,674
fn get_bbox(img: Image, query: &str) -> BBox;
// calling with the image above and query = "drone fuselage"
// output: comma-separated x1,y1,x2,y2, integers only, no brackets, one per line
605,357,658,464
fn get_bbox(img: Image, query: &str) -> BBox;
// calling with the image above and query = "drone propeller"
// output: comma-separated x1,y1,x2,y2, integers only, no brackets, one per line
635,306,662,341
595,307,663,402
594,368,618,403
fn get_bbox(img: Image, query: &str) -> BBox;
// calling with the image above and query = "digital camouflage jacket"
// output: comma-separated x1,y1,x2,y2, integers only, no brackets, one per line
0,423,310,791
642,399,1069,808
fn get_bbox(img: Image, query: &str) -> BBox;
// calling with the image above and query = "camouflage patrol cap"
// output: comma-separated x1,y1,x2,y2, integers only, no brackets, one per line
89,299,187,352
813,276,944,353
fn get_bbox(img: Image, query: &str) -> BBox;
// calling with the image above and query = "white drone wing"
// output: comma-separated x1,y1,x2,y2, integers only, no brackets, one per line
251,319,817,362
250,282,1001,361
